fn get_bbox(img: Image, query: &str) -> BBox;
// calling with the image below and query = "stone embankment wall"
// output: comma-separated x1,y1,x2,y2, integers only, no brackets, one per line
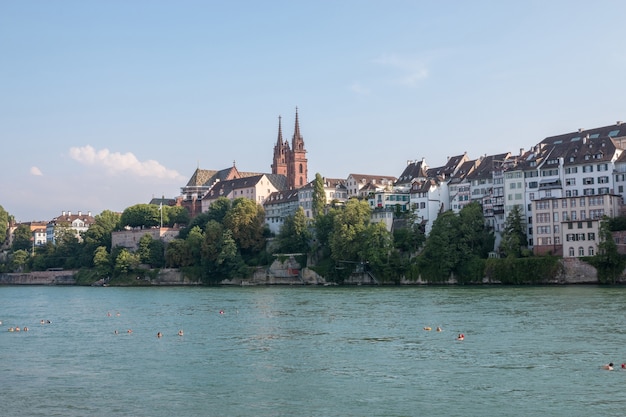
0,271,77,285
0,258,619,286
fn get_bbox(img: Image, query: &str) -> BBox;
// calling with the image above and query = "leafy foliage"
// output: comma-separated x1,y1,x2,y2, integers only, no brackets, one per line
500,205,527,258
587,217,626,284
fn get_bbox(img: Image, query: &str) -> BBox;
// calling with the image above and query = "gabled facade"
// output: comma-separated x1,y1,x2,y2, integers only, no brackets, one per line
263,190,300,234
533,194,621,257
345,174,396,198
180,164,261,217
448,160,478,212
46,211,95,244
201,174,287,211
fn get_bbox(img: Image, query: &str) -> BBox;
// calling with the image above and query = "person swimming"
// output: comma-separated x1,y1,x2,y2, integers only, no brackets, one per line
436,326,442,332
456,333,465,341
602,362,614,370
157,332,162,338
178,330,184,336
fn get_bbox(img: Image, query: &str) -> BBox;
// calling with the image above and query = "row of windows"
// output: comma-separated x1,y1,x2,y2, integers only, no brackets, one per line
565,233,596,241
568,247,595,257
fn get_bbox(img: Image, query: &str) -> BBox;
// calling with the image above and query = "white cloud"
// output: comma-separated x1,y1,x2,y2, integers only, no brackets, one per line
30,166,43,176
374,54,429,87
68,145,184,180
350,81,371,95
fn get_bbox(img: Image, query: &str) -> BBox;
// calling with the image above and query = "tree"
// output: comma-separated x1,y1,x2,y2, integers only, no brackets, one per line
592,217,626,284
12,224,32,252
165,205,190,227
93,246,112,278
312,173,326,218
418,210,459,281
223,198,266,255
120,204,160,228
500,205,527,258
458,201,494,260
81,210,121,266
10,249,29,272
165,239,192,268
0,205,9,246
329,199,372,262
275,207,311,254
114,249,140,275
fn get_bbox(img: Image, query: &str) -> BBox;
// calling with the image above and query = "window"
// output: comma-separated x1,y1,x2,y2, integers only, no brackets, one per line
582,165,593,173
598,187,610,195
588,247,595,256
588,232,596,240
579,247,585,256
554,225,560,234
565,178,576,186
597,163,608,172
569,247,575,257
583,177,594,185
537,213,551,223
598,176,610,184
537,226,550,234
553,212,559,222
528,181,538,188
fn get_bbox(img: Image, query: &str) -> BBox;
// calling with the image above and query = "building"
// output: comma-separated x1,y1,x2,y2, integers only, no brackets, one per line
532,194,621,257
271,108,308,189
46,211,95,244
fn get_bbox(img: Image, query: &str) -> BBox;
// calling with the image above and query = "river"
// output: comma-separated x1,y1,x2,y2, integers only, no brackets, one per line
1,285,625,417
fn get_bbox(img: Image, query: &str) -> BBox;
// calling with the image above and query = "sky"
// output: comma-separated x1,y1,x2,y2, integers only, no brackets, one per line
2,1,626,222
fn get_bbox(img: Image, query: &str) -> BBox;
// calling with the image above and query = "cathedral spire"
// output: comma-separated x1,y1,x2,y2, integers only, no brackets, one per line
292,107,303,148
276,115,283,146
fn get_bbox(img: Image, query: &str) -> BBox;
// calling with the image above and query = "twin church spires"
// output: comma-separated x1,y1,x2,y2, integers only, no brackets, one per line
271,108,308,189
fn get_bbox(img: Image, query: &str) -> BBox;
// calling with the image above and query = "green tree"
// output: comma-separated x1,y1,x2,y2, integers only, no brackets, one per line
82,210,121,249
165,239,192,267
312,173,327,218
418,210,459,281
500,205,527,258
137,234,154,264
93,246,112,277
223,198,266,255
0,205,9,246
185,225,204,266
10,249,30,272
591,217,626,284
165,205,190,227
12,224,32,252
329,199,371,262
114,249,140,275
276,207,311,254
120,204,160,228
458,201,494,260
358,221,394,276
147,239,165,268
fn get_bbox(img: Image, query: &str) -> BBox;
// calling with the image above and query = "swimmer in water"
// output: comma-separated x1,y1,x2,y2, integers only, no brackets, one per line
456,333,465,341
157,332,162,338
178,330,184,336
436,326,442,332
602,362,614,371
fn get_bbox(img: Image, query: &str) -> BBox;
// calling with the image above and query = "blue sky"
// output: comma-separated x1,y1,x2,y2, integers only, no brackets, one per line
2,1,625,221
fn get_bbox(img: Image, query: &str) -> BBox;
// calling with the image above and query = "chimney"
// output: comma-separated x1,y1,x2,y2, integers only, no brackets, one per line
519,148,524,156
78,211,82,216
88,211,91,217
578,128,584,133
62,211,66,216
68,211,71,216
618,121,623,126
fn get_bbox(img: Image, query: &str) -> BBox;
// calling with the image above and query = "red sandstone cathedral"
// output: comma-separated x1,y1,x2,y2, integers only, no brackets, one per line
271,108,308,189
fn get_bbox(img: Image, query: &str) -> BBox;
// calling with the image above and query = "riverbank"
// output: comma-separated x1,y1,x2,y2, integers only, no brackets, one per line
0,258,611,286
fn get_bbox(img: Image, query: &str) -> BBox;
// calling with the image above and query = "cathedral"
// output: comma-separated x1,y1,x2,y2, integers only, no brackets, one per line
271,108,308,189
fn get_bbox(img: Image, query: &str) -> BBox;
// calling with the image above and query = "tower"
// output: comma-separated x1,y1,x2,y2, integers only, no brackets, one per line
271,115,288,177
271,108,308,189
287,107,308,189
